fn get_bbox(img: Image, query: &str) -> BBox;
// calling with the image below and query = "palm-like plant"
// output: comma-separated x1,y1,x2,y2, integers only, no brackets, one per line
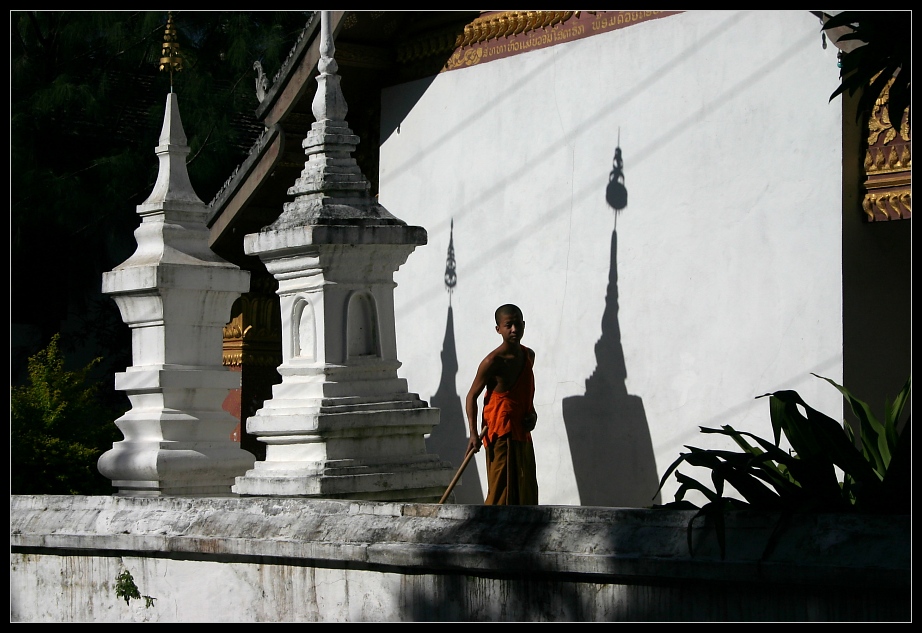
821,11,911,125
655,374,911,558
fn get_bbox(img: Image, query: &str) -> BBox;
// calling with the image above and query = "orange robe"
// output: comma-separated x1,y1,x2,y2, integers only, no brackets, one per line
482,346,539,505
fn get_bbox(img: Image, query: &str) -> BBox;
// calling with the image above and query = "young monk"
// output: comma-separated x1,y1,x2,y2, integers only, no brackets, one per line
465,304,539,505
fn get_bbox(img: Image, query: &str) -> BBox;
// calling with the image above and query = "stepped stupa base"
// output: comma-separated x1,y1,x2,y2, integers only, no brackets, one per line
233,457,455,502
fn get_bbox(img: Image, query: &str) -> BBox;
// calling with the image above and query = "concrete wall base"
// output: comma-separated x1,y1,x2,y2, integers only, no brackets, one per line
10,495,909,622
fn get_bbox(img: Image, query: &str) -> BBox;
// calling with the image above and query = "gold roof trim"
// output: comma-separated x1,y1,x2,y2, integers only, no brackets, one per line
397,11,576,64
457,11,576,47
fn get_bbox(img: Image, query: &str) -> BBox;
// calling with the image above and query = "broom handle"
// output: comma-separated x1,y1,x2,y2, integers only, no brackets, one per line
438,428,487,505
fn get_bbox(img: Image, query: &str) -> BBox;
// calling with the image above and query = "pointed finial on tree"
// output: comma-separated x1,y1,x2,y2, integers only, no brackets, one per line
159,12,183,91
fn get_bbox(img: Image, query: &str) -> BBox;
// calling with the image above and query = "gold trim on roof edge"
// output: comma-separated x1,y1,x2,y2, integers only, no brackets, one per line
396,11,577,64
457,11,577,47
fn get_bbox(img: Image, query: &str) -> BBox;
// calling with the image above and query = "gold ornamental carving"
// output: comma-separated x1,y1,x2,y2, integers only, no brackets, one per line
863,76,911,222
159,12,183,88
455,11,575,49
222,276,282,367
394,11,675,76
396,11,575,65
862,190,912,223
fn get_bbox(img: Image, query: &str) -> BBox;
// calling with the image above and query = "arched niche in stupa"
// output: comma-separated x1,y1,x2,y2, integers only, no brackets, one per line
292,296,316,361
346,291,380,359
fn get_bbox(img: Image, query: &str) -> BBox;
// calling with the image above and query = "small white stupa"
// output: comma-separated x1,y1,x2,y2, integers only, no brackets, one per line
98,14,254,496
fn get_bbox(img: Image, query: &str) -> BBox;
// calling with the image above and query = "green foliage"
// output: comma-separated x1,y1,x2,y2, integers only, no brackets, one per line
115,570,141,605
10,334,124,495
115,569,156,608
654,374,911,557
822,11,911,125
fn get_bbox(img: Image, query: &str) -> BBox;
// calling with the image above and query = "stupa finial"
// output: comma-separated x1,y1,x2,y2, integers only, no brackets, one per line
312,11,347,123
159,12,183,91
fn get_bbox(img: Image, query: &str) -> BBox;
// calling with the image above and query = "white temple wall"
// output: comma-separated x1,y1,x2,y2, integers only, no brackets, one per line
379,11,843,506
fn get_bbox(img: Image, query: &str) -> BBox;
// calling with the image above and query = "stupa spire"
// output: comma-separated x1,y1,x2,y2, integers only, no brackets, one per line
270,11,403,228
138,12,201,211
139,92,204,210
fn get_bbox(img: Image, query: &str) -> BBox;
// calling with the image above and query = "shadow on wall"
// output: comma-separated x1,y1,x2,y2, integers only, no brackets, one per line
426,221,485,504
401,505,586,621
562,142,661,508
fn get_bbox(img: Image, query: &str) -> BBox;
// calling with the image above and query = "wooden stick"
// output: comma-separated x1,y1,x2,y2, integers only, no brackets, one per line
438,428,487,505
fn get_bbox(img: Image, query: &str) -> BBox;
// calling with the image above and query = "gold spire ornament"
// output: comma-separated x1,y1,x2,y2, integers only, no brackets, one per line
159,12,183,88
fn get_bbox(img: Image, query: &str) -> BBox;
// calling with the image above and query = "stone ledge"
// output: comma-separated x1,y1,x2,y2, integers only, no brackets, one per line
10,495,909,589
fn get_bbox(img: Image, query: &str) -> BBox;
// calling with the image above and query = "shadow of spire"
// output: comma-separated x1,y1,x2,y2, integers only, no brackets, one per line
606,141,628,212
426,220,485,504
562,142,660,507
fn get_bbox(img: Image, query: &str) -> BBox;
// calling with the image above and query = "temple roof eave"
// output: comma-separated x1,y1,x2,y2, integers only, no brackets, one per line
252,12,322,124
206,124,283,228
206,12,348,252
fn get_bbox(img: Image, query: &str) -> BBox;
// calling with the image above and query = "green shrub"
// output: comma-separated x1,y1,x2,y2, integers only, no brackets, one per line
10,334,123,495
654,374,911,557
115,569,156,608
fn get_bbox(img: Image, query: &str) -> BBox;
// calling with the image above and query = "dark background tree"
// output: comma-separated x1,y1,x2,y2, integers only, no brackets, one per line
11,11,311,493
11,11,310,382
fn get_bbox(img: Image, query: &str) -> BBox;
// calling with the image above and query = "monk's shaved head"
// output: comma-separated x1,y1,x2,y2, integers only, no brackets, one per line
495,304,523,325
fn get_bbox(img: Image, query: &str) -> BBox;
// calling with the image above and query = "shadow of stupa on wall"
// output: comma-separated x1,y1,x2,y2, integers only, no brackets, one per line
425,220,485,504
562,142,660,507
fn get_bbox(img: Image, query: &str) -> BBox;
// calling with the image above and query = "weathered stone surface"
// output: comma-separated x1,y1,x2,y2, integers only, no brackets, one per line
10,495,910,622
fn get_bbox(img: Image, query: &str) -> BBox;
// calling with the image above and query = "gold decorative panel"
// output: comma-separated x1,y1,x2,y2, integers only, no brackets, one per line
222,275,282,368
863,77,911,222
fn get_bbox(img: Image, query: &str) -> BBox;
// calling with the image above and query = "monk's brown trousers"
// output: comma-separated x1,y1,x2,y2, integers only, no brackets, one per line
484,436,538,505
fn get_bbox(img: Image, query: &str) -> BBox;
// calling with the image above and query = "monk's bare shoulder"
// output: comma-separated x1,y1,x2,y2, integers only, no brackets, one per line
474,347,504,382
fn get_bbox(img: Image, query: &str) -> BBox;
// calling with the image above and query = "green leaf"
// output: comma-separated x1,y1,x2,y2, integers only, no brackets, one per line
701,425,796,481
761,392,822,457
821,11,910,122
655,451,694,497
687,498,747,560
887,377,911,430
679,448,787,510
674,470,721,504
767,389,880,487
812,374,887,473
821,11,861,31
876,416,910,513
